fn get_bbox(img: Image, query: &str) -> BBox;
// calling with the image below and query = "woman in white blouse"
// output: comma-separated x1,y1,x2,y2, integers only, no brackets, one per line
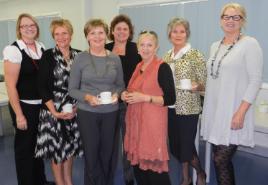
201,3,263,185
3,13,53,185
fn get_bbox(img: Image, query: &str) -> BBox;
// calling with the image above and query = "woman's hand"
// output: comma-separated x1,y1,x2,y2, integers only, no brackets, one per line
85,94,100,106
112,93,119,104
125,91,149,104
231,101,250,130
121,91,128,102
16,115,27,130
231,110,245,130
52,111,75,120
191,81,204,92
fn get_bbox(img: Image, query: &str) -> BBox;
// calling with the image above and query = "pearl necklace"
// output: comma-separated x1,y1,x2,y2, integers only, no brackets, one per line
210,34,241,79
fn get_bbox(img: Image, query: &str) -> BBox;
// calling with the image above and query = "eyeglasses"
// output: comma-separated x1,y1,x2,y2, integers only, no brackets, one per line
20,24,37,30
139,30,158,37
221,15,243,21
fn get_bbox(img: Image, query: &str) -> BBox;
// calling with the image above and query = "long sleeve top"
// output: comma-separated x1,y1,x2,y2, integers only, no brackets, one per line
105,41,141,87
163,48,206,115
68,50,125,113
201,36,263,147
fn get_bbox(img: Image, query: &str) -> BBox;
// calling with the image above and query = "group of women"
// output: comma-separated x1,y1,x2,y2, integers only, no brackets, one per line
3,2,263,185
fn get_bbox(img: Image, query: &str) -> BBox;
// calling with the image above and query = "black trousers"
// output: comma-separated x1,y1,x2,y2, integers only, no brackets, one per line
133,165,171,185
77,109,118,185
110,102,134,183
9,102,46,185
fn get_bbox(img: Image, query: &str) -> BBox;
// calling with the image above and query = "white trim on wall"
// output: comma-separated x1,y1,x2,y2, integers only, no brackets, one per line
0,12,61,21
118,0,208,8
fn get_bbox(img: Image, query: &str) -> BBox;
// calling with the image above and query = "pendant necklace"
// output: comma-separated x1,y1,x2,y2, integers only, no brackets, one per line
210,34,241,79
23,40,40,70
88,49,109,78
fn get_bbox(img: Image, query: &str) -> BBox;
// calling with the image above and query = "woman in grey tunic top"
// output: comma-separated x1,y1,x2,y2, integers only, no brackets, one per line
201,3,263,185
69,19,124,185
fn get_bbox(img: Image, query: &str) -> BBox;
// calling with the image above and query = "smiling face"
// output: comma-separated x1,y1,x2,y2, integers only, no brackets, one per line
112,21,130,43
87,26,107,49
53,26,72,49
221,7,243,35
19,17,38,41
170,24,187,48
138,34,158,62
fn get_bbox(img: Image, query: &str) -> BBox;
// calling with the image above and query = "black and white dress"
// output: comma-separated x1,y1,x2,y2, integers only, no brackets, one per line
35,47,83,163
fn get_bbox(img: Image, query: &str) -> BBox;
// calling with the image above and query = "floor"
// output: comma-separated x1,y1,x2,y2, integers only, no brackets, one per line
0,105,268,185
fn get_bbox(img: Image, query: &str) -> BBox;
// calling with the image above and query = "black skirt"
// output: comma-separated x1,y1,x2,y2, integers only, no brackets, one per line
168,108,199,162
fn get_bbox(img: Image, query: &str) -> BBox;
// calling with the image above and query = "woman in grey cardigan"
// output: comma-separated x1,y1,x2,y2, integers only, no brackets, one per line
69,19,124,185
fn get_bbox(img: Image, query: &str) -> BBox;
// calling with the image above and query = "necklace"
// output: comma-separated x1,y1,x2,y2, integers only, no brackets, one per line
210,34,241,79
23,40,40,70
88,49,109,78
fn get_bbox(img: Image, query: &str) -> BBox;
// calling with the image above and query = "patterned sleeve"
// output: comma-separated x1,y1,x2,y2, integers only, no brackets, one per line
192,50,207,86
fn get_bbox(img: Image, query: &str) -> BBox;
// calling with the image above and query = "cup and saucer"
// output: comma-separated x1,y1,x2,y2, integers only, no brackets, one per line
97,91,117,105
177,79,192,90
62,103,73,113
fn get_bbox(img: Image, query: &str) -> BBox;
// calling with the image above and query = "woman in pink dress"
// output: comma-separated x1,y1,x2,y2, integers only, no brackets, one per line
122,30,175,185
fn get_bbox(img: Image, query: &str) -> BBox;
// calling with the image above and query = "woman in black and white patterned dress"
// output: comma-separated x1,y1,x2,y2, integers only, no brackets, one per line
35,19,83,185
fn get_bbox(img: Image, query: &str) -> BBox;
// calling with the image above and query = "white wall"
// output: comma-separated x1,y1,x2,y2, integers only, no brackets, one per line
0,0,87,49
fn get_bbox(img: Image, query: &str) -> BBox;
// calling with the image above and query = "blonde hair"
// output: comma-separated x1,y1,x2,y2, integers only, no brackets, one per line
221,3,247,27
84,19,109,37
167,17,190,40
50,19,73,38
137,30,159,48
16,13,39,39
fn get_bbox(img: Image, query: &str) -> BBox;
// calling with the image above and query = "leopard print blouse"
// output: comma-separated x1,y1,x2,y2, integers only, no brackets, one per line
163,48,207,115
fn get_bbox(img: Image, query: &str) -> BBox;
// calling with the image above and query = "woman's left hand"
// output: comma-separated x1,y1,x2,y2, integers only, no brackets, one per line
191,81,204,92
112,93,119,104
231,109,245,130
125,91,148,104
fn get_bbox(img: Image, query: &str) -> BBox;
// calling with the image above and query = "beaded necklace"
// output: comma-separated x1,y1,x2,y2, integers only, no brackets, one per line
210,34,241,79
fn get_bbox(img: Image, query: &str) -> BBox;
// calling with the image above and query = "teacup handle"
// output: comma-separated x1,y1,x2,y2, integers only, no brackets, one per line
97,94,102,103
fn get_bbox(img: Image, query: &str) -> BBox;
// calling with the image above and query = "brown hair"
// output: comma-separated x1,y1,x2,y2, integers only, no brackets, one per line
84,18,108,37
109,14,134,41
16,13,40,39
50,19,73,38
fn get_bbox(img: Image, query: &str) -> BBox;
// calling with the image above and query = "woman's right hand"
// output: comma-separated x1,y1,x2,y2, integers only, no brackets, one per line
85,94,100,106
16,115,27,130
121,91,129,101
52,112,74,120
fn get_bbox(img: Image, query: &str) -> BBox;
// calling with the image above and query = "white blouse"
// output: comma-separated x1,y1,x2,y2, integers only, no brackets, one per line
3,40,45,63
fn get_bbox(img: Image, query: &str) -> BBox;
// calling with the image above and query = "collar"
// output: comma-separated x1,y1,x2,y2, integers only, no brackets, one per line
16,39,44,51
171,43,191,60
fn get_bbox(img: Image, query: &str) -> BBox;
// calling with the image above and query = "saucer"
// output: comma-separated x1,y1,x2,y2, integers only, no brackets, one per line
177,85,192,90
100,98,117,105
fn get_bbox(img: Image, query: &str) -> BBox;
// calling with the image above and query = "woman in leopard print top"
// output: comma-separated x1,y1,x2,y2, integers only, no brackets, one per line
163,17,206,185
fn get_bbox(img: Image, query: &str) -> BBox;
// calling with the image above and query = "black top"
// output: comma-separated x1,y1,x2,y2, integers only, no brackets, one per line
12,41,44,100
158,63,176,106
38,47,80,109
105,41,141,87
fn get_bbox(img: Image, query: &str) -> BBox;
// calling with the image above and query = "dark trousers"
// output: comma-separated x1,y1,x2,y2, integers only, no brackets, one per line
9,102,46,185
110,102,134,183
77,109,118,185
133,165,171,185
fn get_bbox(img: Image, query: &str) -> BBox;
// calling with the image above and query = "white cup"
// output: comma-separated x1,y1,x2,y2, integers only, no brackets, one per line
180,79,192,90
97,91,112,104
62,103,73,113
